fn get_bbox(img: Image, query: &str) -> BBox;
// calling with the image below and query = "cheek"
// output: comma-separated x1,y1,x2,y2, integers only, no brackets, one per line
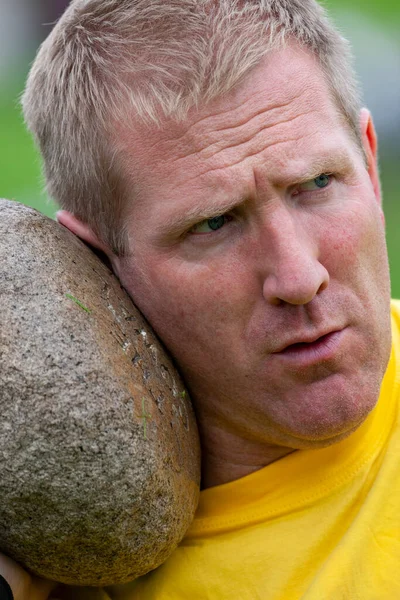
124,258,218,334
137,255,253,361
162,265,243,328
319,200,387,281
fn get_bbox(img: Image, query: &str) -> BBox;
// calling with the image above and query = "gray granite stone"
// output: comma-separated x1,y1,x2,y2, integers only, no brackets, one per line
0,199,201,586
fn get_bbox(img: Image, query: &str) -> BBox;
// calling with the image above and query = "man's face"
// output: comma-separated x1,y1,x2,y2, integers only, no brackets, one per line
113,44,392,449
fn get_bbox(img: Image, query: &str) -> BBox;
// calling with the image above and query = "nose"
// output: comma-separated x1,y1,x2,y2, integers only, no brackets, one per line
261,209,329,306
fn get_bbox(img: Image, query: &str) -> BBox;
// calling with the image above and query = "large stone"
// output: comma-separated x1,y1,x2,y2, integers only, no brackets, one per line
0,199,201,586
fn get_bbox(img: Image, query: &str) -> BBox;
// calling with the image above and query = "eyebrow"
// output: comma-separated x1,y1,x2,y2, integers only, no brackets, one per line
158,194,247,239
277,148,354,186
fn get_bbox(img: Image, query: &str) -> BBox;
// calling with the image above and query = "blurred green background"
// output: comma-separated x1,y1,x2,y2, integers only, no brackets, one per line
1,1,399,293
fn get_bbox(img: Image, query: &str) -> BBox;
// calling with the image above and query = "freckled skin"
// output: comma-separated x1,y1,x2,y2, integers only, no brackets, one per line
60,44,392,487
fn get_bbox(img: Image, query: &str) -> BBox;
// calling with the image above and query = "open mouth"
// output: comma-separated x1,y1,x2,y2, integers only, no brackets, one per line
275,330,344,366
281,332,333,354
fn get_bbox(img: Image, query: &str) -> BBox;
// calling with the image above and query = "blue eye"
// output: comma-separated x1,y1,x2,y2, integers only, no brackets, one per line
191,215,228,234
299,174,331,192
314,174,330,188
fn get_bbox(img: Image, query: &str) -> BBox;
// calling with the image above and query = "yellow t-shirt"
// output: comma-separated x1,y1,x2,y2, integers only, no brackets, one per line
60,302,400,600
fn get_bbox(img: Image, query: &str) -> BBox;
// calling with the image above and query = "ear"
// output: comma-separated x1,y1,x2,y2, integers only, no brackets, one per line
56,210,111,256
359,108,382,206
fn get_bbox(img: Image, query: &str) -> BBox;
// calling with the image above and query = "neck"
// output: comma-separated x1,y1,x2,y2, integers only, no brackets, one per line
197,420,296,489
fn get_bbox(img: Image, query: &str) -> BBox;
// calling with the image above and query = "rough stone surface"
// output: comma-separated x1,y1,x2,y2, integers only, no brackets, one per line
0,200,201,586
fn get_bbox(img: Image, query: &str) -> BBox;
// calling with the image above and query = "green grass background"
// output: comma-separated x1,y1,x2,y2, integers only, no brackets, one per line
1,0,399,294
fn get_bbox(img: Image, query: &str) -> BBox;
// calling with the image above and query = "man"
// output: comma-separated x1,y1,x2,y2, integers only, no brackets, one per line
1,0,399,597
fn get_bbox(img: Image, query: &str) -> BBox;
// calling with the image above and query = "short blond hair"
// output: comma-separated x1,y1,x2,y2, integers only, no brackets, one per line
22,0,361,256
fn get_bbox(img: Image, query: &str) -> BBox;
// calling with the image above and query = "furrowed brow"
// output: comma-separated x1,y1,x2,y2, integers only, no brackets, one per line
156,149,354,240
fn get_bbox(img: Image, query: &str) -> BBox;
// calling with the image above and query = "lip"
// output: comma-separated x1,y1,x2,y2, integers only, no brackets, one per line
272,329,345,367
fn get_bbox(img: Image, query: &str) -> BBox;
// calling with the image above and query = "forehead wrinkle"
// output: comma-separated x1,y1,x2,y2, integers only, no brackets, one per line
164,89,348,187
178,129,356,192
168,90,309,165
210,91,306,135
131,90,262,161
179,134,305,187
203,111,308,161
158,83,293,146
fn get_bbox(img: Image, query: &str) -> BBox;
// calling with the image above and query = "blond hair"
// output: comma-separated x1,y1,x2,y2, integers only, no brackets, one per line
22,0,361,256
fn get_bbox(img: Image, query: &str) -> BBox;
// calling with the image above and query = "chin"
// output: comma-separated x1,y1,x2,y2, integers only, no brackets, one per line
289,422,363,450
276,376,382,449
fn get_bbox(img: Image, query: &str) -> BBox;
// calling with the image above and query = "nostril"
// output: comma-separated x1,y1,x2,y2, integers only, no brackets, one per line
317,276,329,295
